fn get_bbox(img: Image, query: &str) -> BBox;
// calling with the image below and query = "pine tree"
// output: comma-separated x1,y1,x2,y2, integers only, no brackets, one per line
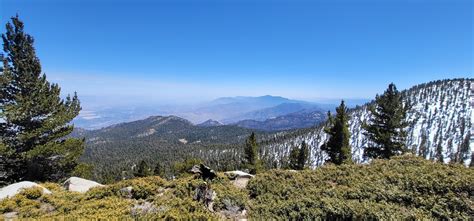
321,100,352,165
0,16,84,183
288,145,300,170
435,130,444,163
288,142,309,170
363,83,410,159
457,133,470,164
418,131,429,159
134,160,153,177
154,162,165,177
243,132,261,174
297,141,309,170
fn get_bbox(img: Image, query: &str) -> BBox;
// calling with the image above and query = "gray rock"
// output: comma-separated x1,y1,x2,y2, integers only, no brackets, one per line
63,177,104,193
224,171,255,189
131,201,158,217
193,183,216,212
2,212,18,220
119,186,133,198
0,181,51,200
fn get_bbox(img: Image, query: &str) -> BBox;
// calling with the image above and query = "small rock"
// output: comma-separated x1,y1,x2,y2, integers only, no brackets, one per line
224,171,255,189
0,181,51,200
119,186,133,198
193,183,216,212
224,171,254,179
40,203,55,213
131,201,158,217
63,177,104,193
2,212,18,220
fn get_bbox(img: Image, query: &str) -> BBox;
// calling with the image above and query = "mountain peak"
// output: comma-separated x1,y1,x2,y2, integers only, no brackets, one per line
197,119,224,127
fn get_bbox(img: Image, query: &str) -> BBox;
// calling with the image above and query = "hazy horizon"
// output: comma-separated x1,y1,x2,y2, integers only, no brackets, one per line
1,0,471,109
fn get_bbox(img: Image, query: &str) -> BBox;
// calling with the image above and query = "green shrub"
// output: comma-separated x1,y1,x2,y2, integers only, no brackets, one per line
19,186,44,200
247,155,474,219
1,155,471,220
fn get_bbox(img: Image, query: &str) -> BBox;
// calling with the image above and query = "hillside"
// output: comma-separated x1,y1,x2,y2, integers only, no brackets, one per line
77,116,267,182
1,155,472,219
259,78,473,167
233,110,327,131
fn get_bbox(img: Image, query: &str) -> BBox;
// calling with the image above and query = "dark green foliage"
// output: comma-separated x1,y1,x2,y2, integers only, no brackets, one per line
172,158,202,177
76,116,263,183
457,133,470,164
363,83,410,159
153,162,165,177
247,155,474,220
297,141,309,169
0,16,83,183
134,160,153,177
322,101,352,165
243,132,262,174
289,141,309,170
71,163,94,180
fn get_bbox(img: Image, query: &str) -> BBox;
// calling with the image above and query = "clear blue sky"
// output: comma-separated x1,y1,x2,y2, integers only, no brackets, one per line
1,0,472,105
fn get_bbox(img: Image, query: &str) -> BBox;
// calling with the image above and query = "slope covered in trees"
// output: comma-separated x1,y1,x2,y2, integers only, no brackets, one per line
260,79,473,167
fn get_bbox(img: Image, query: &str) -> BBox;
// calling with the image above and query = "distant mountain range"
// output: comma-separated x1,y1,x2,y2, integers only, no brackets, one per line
74,95,345,131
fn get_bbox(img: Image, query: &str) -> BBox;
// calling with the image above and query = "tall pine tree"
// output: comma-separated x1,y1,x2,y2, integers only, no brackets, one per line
321,100,352,165
243,132,261,174
363,83,410,159
0,16,84,183
289,141,310,170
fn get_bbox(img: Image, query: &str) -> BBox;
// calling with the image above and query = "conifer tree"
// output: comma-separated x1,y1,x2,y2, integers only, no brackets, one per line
289,141,309,170
288,145,300,170
321,100,352,165
435,133,444,163
363,83,410,159
134,160,153,177
154,162,165,177
0,16,84,183
243,132,261,174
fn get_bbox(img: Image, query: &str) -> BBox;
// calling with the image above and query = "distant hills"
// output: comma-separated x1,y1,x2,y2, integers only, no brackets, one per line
74,95,342,131
197,119,224,127
232,110,327,131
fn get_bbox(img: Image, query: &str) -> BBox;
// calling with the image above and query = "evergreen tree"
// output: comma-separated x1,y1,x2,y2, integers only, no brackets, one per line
435,130,444,163
134,160,153,177
456,133,470,164
321,100,352,165
0,16,83,183
243,132,261,174
288,145,300,170
363,83,410,159
298,141,309,169
153,162,165,177
418,131,429,159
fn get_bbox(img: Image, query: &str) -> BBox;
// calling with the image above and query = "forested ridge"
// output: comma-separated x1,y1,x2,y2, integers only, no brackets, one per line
260,78,473,167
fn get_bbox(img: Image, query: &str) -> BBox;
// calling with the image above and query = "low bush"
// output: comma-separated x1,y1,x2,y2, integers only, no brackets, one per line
247,155,473,219
0,155,471,219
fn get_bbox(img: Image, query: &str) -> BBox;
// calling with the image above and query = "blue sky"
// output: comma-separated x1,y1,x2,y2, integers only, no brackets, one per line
1,0,472,106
